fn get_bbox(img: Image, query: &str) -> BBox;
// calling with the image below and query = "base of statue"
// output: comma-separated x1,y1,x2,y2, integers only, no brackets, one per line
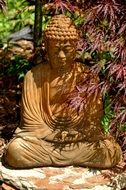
0,162,125,190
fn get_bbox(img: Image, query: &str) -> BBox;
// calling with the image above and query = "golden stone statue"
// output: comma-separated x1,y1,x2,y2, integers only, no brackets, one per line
3,15,122,169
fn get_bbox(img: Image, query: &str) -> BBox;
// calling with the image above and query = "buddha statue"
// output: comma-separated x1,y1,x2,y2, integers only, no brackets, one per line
3,15,122,169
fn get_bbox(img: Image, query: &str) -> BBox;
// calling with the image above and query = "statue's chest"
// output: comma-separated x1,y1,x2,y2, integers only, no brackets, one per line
49,77,71,104
49,75,76,116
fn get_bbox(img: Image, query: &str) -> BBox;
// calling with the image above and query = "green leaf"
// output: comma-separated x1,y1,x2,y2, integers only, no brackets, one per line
18,72,25,80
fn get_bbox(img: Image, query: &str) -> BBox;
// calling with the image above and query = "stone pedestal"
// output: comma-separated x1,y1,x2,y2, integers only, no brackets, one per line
0,162,125,190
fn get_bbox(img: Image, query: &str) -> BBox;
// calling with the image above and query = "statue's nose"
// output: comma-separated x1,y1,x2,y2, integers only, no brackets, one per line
58,50,66,59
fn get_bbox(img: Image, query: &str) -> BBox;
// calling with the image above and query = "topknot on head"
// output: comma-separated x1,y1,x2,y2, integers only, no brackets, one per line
45,14,78,41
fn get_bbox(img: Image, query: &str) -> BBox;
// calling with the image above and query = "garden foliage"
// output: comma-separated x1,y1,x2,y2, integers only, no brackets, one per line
0,0,6,10
0,0,34,45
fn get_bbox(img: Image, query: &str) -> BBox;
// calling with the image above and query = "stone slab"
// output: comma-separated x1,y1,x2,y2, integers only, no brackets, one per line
0,162,126,190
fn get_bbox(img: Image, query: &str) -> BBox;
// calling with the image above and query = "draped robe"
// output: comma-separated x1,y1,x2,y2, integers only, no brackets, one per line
3,63,122,169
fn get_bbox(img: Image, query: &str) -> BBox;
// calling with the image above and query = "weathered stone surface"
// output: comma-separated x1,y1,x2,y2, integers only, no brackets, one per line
0,162,126,190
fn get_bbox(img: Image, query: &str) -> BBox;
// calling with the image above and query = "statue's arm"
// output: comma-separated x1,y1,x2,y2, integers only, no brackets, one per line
16,66,54,139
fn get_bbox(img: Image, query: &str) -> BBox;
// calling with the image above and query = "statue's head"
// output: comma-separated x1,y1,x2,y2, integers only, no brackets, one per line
44,15,78,68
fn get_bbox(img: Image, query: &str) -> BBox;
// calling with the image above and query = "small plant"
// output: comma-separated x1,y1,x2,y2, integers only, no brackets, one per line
101,94,113,134
1,55,32,81
0,0,34,45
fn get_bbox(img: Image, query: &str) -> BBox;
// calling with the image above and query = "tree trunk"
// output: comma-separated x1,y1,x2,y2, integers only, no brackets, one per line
34,0,42,64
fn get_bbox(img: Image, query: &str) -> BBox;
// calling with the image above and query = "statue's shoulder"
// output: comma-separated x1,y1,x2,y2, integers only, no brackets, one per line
25,63,50,79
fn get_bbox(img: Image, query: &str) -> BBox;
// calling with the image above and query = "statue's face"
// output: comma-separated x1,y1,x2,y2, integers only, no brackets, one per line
46,40,76,68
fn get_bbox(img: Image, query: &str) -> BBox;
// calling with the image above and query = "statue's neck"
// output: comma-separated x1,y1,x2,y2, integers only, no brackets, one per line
49,61,75,74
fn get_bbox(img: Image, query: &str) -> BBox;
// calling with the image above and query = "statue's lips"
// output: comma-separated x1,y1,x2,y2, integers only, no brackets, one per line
59,59,66,63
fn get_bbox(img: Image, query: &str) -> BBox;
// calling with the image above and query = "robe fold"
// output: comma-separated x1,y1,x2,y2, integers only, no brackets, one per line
3,63,122,169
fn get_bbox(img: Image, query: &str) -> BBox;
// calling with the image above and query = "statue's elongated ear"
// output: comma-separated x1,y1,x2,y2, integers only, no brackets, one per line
44,39,53,54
